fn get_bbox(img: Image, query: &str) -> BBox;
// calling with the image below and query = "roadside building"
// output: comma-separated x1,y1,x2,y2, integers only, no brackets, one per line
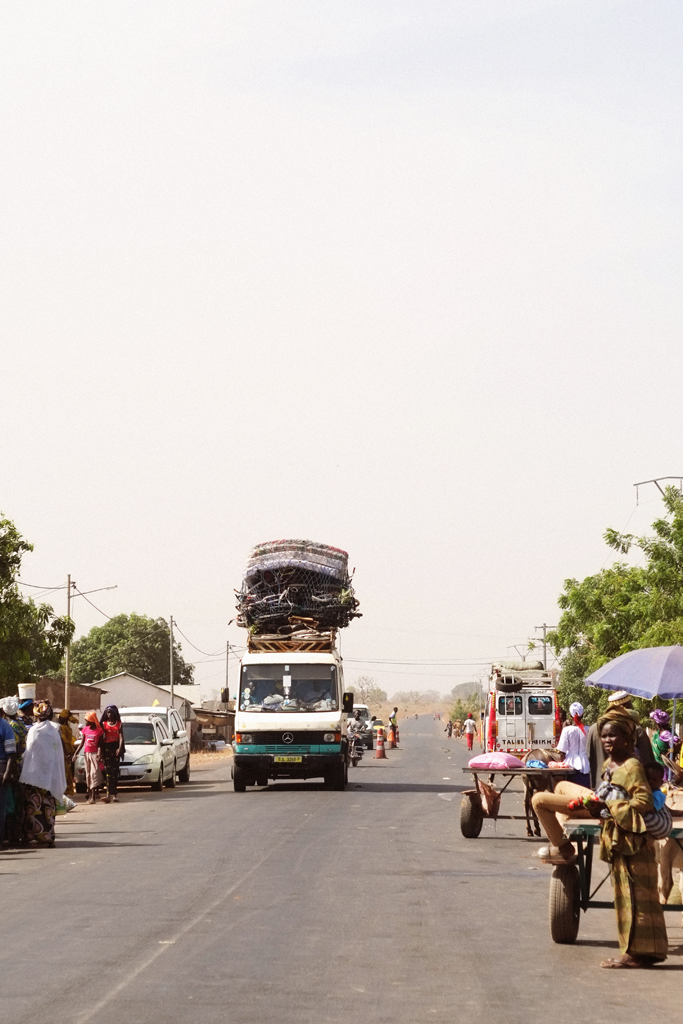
82,672,196,730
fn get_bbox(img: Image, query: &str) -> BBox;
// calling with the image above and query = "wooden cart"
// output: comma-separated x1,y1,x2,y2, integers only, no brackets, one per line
549,820,683,944
460,766,575,838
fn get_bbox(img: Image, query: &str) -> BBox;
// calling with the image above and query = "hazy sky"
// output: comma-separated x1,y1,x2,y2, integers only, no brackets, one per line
3,1,683,697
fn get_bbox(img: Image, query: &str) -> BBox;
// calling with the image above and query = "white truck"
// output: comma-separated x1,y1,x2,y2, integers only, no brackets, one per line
232,634,354,791
483,661,561,754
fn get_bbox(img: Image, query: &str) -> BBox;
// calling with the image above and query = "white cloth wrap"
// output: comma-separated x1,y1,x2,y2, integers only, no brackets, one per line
19,720,67,799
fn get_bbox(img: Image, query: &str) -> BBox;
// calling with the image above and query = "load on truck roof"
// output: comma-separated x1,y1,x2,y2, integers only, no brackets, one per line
236,539,360,637
491,661,557,691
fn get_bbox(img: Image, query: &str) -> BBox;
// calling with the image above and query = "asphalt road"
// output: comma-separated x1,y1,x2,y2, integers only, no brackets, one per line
5,717,683,1024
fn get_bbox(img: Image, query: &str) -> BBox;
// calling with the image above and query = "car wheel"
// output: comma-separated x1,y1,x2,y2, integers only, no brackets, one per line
150,768,163,792
164,761,177,788
177,758,191,783
233,765,247,792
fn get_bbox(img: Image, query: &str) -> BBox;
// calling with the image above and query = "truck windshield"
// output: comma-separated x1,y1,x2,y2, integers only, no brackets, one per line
240,664,338,712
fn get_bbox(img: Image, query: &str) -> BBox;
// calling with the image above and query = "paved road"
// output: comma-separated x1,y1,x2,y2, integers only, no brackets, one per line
5,717,683,1023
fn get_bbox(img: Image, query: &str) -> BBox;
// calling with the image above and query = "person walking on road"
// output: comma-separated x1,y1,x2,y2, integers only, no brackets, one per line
556,702,590,787
19,701,65,847
100,705,124,803
446,720,453,738
73,711,104,804
462,713,478,750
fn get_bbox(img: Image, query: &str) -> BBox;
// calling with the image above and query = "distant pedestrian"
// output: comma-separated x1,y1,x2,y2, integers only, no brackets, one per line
557,702,590,787
57,709,78,796
446,720,453,738
462,713,478,751
19,701,65,847
99,705,124,803
73,711,104,804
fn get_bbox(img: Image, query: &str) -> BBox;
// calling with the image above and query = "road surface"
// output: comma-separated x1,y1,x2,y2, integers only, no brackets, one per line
5,717,683,1023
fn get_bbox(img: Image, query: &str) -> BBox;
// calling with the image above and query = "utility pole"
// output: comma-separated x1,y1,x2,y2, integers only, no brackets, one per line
532,623,555,672
64,575,74,711
224,640,230,703
169,616,175,707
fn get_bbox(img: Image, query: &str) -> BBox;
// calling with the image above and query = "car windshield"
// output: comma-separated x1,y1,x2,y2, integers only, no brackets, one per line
122,722,157,745
240,664,338,712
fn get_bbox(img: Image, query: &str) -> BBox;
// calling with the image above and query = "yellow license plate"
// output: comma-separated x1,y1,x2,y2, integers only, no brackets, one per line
274,755,303,763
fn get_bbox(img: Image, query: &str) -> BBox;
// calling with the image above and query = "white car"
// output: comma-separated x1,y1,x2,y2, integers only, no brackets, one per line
118,716,177,790
119,706,191,783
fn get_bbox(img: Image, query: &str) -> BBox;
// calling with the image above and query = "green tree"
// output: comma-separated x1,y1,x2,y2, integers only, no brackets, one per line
70,613,194,686
0,513,74,696
451,694,481,722
549,486,683,723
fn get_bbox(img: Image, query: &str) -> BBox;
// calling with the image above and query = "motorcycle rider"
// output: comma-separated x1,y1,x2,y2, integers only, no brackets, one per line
347,710,366,757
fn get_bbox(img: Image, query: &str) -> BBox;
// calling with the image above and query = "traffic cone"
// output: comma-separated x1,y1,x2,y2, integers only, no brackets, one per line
387,725,396,749
375,727,387,758
395,725,400,745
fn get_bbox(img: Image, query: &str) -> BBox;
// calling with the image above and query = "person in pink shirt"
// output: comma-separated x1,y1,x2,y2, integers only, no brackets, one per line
73,711,103,804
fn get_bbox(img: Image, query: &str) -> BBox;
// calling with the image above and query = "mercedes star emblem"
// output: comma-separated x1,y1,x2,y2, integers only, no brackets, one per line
282,733,294,744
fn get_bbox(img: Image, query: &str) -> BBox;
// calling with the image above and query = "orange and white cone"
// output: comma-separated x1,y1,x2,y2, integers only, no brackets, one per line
387,725,396,749
375,727,387,759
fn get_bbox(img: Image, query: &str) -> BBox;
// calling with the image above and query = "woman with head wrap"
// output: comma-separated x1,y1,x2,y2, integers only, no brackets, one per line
72,711,103,804
584,705,668,968
57,709,78,796
18,701,66,847
99,705,124,803
556,702,590,787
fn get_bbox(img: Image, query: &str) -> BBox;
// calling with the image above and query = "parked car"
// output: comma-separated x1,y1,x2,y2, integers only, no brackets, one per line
119,706,191,783
74,715,176,792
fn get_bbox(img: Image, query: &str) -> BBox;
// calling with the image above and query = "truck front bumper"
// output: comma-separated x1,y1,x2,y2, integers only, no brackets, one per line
233,753,344,780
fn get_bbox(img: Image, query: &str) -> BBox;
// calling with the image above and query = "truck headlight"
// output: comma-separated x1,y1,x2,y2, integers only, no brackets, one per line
236,733,253,744
323,732,339,742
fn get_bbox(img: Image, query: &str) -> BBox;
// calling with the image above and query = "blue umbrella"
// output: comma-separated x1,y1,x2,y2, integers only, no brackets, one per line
585,645,683,700
586,646,683,759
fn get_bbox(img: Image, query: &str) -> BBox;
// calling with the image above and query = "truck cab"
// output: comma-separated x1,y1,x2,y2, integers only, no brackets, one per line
483,661,561,755
232,647,352,791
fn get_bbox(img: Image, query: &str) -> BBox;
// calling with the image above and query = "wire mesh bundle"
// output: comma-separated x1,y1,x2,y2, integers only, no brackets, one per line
235,539,361,634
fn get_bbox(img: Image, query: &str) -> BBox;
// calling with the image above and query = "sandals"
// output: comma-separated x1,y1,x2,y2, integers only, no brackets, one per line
601,956,651,969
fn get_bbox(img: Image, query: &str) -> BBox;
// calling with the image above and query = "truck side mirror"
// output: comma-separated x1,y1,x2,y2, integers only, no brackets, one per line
342,692,354,714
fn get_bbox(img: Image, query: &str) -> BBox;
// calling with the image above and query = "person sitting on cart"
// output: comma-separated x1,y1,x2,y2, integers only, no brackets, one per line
585,691,652,787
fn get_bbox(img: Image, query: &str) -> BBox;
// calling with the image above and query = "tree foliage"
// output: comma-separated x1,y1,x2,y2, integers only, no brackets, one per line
391,688,442,706
0,514,74,696
549,486,683,723
348,675,387,707
70,613,194,687
450,694,481,721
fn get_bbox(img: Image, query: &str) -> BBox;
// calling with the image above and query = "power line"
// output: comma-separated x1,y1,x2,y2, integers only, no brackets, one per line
172,623,225,658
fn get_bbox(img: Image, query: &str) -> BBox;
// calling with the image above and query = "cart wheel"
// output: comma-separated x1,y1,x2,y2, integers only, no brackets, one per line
549,863,580,944
460,791,483,838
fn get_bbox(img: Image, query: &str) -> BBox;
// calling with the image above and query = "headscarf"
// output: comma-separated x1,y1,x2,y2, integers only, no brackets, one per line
569,701,586,734
1,696,19,716
650,709,670,728
658,730,680,747
597,705,637,750
58,709,78,724
18,699,34,711
467,712,473,719
34,700,53,721
84,710,100,725
100,705,121,726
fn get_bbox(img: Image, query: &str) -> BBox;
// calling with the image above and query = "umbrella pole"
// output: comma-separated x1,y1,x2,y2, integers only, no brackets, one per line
671,697,678,763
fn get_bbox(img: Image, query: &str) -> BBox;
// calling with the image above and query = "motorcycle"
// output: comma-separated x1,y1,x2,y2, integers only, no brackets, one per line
349,732,365,767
